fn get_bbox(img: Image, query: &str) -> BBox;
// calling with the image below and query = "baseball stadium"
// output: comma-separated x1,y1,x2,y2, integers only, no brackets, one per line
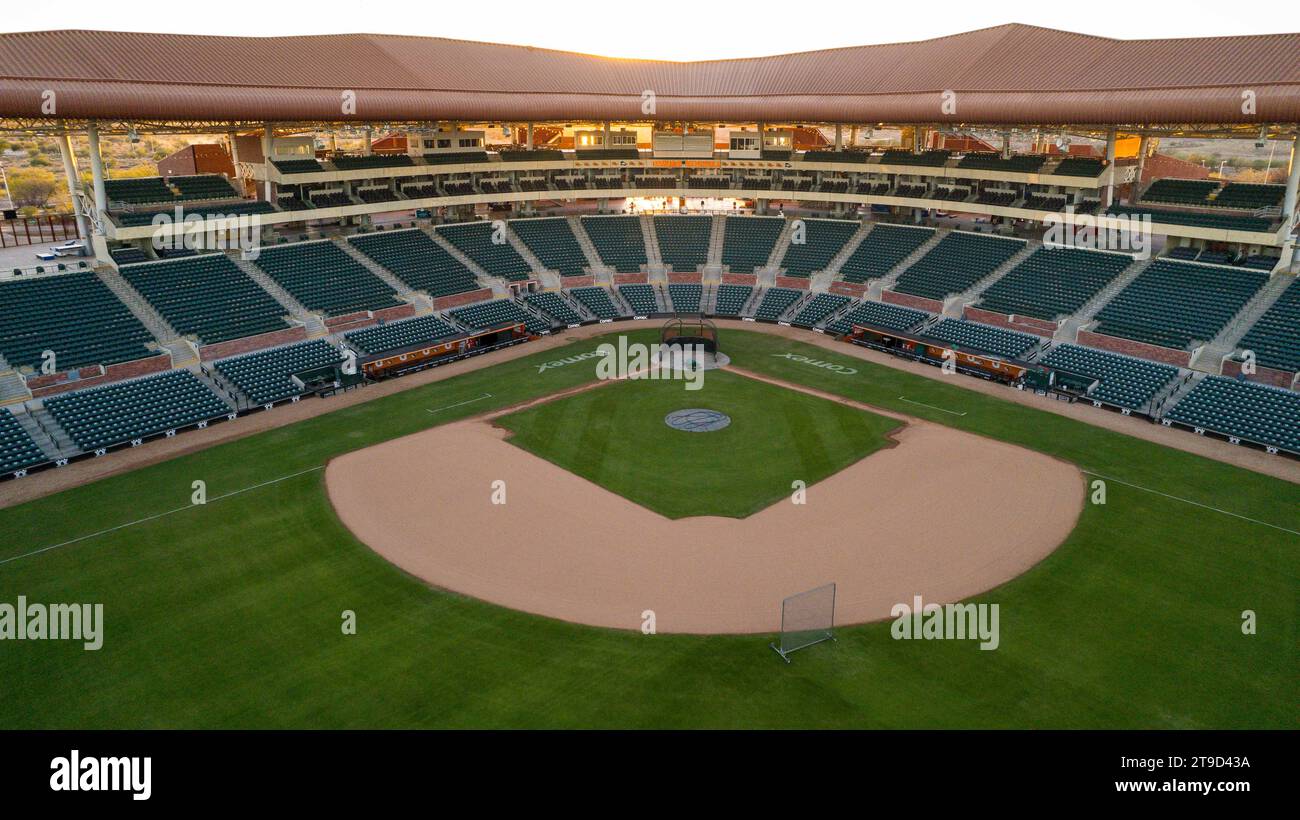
0,23,1297,731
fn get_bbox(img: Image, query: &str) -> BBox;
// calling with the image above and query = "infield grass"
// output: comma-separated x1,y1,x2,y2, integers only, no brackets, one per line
0,328,1295,729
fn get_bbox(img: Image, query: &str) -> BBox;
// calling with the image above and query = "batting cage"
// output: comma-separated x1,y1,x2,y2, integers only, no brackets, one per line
770,583,837,663
660,315,718,354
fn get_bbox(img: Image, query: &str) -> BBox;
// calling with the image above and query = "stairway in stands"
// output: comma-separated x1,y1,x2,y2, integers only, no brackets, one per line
332,237,436,315
1054,254,1155,343
762,217,795,277
566,216,609,278
421,226,509,298
505,226,561,289
1189,271,1297,374
96,267,198,367
942,238,1036,317
704,214,727,277
867,226,949,300
0,353,32,406
820,221,874,282
14,403,77,460
228,252,328,337
639,214,664,273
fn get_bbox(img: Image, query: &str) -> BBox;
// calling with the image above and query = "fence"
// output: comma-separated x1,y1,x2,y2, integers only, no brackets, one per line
0,214,79,248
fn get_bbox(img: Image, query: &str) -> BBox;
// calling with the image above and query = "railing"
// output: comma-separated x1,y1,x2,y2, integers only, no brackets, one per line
0,214,79,248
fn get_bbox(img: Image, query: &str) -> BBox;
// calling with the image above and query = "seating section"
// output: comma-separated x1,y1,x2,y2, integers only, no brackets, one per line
510,219,588,276
925,318,1037,359
667,284,702,313
881,149,950,167
436,222,532,281
215,339,342,405
827,300,929,334
574,148,640,160
255,242,401,316
778,219,858,277
499,149,565,162
976,247,1132,321
111,247,150,265
721,216,783,273
838,225,934,283
1238,278,1300,373
121,255,288,344
893,233,1024,301
803,150,867,164
1142,178,1219,206
1106,204,1272,233
45,370,229,450
753,287,802,321
111,200,276,228
0,271,155,371
1166,377,1300,452
1052,157,1106,177
450,299,550,334
792,293,849,327
568,287,621,319
331,154,414,170
422,151,489,166
344,314,457,355
712,284,752,316
349,229,480,298
581,217,647,272
1212,183,1285,210
654,216,712,271
272,158,325,174
104,176,174,204
525,292,582,325
0,409,45,473
1041,344,1177,409
170,175,239,200
1093,260,1268,350
957,152,1047,173
617,284,659,315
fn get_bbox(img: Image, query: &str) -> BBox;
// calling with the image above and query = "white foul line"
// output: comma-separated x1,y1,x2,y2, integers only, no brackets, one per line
1083,470,1300,537
426,392,494,415
898,396,967,416
0,465,326,568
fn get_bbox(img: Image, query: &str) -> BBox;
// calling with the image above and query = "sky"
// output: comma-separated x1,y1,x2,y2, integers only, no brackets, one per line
6,0,1296,61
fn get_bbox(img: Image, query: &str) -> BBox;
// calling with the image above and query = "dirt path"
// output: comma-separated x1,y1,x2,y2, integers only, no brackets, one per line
4,319,1295,510
326,371,1085,634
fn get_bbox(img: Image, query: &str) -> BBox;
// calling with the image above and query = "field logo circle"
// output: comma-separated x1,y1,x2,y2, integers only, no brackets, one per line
664,409,731,432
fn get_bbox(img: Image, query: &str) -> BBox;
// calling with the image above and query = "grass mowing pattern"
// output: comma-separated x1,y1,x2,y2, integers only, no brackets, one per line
0,328,1295,728
496,370,897,518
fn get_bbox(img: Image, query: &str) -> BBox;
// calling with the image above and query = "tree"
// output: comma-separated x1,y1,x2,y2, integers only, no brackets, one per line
7,167,60,208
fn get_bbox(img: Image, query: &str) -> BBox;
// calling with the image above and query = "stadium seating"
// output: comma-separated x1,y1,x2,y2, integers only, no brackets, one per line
976,247,1133,320
271,158,325,174
893,233,1024,301
838,225,934,283
510,219,588,277
654,216,712,271
436,222,532,281
110,247,150,265
721,216,783,273
1211,183,1285,210
525,292,582,325
170,175,239,200
581,217,647,272
111,200,276,228
331,154,414,170
0,408,45,473
1107,204,1272,233
0,271,155,371
1166,376,1300,452
344,314,458,355
254,242,402,316
827,300,929,334
215,339,342,405
881,149,950,167
925,318,1038,359
753,287,802,321
777,220,858,277
1052,157,1106,177
450,298,550,334
712,284,752,316
568,287,620,319
617,284,659,315
792,293,849,327
45,370,229,450
121,254,288,344
667,284,702,313
802,150,867,163
957,152,1047,173
1041,343,1177,409
1093,260,1268,349
422,151,489,165
1141,178,1219,206
1241,254,1280,271
348,229,480,297
499,149,565,162
1237,277,1300,373
104,176,174,204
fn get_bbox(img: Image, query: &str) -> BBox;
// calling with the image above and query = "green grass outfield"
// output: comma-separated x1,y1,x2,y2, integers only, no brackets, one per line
0,328,1295,728
497,369,898,518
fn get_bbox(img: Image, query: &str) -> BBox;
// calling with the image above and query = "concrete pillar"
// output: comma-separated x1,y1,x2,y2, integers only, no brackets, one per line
1131,135,1150,204
261,125,274,202
363,128,372,156
834,124,843,151
603,121,611,148
1001,131,1012,159
913,126,923,152
1103,128,1118,209
849,125,859,149
57,134,91,250
85,122,107,235
526,122,534,150
1283,135,1300,228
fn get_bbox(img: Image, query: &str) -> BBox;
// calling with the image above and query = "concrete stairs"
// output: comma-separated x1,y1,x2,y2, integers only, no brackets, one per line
95,268,183,349
867,226,948,300
0,353,31,406
422,226,507,297
705,214,727,271
639,214,664,271
822,221,873,280
1054,254,1153,343
189,364,245,412
1190,272,1296,374
332,238,436,315
941,238,1036,317
761,217,794,276
567,216,608,274
16,404,77,459
504,227,550,278
228,253,328,337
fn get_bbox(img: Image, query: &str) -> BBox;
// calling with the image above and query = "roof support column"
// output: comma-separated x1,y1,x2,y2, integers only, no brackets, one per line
526,122,534,150
913,126,922,152
56,134,91,252
363,128,372,156
1001,130,1012,159
261,125,274,202
86,122,107,236
834,123,843,151
1284,135,1299,231
1130,135,1150,204
1102,128,1118,209
603,121,611,148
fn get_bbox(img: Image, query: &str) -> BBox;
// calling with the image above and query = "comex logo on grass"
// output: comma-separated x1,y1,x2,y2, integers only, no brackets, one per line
891,595,1000,650
0,596,103,650
50,750,151,801
773,352,857,375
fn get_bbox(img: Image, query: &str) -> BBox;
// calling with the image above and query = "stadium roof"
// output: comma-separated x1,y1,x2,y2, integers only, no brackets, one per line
1,24,1298,126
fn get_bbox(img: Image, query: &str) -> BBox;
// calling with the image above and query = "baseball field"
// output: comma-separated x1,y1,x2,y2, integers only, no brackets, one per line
0,326,1295,728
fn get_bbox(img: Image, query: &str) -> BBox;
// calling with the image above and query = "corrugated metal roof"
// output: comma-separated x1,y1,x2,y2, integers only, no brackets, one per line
0,24,1296,124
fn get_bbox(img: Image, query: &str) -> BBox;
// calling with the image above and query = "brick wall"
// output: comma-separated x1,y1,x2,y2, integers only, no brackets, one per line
721,273,757,286
29,354,171,398
774,276,810,290
667,271,702,283
883,289,943,313
199,326,307,361
1076,330,1192,367
613,272,648,285
963,306,1060,338
1220,358,1296,388
433,288,492,311
829,281,867,298
563,276,596,288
